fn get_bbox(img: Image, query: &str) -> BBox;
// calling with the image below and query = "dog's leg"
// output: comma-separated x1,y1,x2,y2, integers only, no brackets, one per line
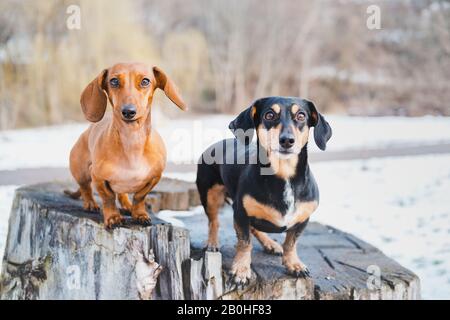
230,217,252,286
79,182,100,212
205,184,226,251
68,133,99,211
93,177,123,229
131,177,160,226
282,220,310,277
251,227,283,256
64,184,99,212
118,193,133,212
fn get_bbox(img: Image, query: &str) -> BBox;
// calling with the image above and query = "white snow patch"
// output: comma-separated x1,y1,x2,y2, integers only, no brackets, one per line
0,123,88,170
311,154,450,300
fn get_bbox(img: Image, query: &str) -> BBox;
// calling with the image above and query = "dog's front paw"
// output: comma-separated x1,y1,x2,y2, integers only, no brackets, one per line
283,254,310,277
205,241,220,252
121,203,132,213
104,212,124,229
83,200,100,212
230,262,252,287
262,240,283,256
206,245,219,252
132,210,152,226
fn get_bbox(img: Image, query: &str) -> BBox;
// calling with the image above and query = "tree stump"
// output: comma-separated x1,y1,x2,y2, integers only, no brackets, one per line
148,178,200,212
0,182,420,300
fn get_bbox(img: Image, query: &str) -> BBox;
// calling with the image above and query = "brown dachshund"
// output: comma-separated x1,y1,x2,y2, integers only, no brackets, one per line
65,62,186,229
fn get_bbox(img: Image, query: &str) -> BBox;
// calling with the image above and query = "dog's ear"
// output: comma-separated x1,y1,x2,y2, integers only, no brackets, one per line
307,100,332,151
153,66,187,111
80,69,108,122
228,105,256,144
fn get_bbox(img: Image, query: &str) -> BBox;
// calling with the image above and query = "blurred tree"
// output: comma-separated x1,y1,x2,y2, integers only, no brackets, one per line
0,0,449,129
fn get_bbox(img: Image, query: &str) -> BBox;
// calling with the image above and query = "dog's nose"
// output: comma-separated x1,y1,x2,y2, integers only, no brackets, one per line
121,104,137,120
279,134,295,149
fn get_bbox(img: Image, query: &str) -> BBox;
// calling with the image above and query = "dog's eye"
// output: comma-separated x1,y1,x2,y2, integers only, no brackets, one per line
295,112,306,122
264,111,276,121
110,78,119,88
141,78,150,87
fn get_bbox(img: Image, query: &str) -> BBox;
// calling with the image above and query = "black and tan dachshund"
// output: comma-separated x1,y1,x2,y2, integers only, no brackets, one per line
196,96,332,285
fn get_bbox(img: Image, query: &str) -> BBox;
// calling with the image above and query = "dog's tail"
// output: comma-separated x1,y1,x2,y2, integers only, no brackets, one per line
64,188,81,199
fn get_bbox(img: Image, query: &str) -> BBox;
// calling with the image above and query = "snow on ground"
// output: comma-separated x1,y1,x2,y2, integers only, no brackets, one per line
0,114,450,170
311,155,450,300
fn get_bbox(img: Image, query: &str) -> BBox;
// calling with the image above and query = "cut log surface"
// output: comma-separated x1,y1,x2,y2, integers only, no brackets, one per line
0,181,420,300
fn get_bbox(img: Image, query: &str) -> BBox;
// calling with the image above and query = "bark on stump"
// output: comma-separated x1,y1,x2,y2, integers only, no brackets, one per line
0,182,420,300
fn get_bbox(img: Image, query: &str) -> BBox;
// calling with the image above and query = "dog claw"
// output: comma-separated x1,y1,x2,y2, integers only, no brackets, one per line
141,219,152,226
135,217,151,226
132,211,151,226
283,255,311,278
264,247,283,256
233,277,249,289
287,265,310,278
226,278,236,290
206,245,219,252
229,269,252,289
104,214,124,230
293,270,310,278
107,222,122,230
84,202,100,212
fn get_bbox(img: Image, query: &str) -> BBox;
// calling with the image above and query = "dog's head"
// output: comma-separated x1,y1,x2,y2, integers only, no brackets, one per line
229,96,332,157
80,63,186,123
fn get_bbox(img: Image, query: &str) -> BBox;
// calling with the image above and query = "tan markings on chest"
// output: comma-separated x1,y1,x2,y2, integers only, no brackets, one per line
269,155,298,179
243,194,318,229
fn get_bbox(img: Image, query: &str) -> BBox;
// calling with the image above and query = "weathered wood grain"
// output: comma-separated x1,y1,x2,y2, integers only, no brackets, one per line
0,182,420,300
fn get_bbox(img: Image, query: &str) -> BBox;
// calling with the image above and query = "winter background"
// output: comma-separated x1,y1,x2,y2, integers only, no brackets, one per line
1,0,450,300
